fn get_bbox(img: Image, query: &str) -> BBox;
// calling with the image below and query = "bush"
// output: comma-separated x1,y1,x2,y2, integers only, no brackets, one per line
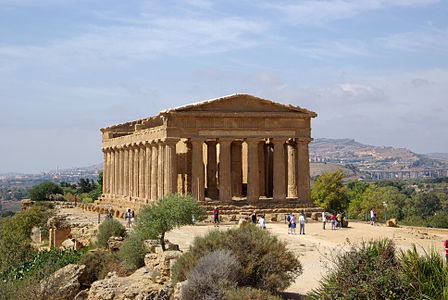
78,250,131,284
82,197,94,203
172,224,302,293
118,233,146,270
1,248,82,281
224,287,282,300
0,206,53,272
399,245,448,299
309,239,408,299
96,218,126,248
28,181,63,201
135,194,206,250
181,250,238,300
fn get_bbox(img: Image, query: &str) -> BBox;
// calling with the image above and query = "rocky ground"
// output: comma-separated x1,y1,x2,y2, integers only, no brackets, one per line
60,207,448,298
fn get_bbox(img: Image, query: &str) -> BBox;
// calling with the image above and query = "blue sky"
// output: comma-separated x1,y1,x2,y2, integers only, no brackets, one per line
1,0,447,173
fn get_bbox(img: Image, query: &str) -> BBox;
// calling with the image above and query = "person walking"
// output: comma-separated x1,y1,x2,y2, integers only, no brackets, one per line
130,210,135,227
330,213,336,230
251,211,257,224
213,206,220,227
322,211,327,230
370,208,376,226
287,213,292,234
290,214,297,235
125,208,132,228
258,215,266,229
336,213,342,229
299,213,306,235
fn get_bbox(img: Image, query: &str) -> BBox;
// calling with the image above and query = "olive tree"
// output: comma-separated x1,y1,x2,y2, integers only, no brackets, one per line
135,194,206,250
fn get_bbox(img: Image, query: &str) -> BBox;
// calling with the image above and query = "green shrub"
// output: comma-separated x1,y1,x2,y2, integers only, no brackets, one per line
400,215,427,227
309,239,407,299
181,250,238,300
172,224,302,293
399,245,448,299
28,181,63,201
425,210,448,228
135,194,206,250
0,206,53,272
96,218,126,248
118,233,146,270
1,248,82,281
224,287,283,300
78,250,131,284
82,197,94,203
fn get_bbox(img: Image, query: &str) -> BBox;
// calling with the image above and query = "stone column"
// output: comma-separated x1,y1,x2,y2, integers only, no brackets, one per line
191,138,205,201
120,146,125,195
219,138,232,201
123,146,129,196
151,143,158,200
145,143,151,201
133,146,139,198
231,141,243,197
139,145,145,199
206,140,218,199
258,142,266,197
185,140,192,194
114,148,120,195
102,149,108,194
246,138,260,202
297,138,312,202
128,146,134,197
287,140,298,198
273,138,287,201
157,142,165,199
164,138,179,195
109,149,115,195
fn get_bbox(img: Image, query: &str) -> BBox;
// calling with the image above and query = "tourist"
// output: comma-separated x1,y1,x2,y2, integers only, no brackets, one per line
370,208,376,225
322,211,327,230
444,240,448,263
287,213,292,234
290,214,297,234
258,215,266,229
125,208,132,228
107,205,113,219
330,213,336,230
336,213,342,229
251,211,257,224
130,210,135,227
299,213,306,235
213,206,220,227
73,194,77,206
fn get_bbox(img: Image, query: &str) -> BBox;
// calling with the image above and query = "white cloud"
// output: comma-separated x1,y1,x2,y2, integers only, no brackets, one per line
263,0,439,25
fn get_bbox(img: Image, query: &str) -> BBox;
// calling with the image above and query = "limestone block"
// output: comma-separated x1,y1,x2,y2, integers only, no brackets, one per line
311,212,319,221
238,218,249,227
40,264,87,300
387,219,398,227
62,238,76,250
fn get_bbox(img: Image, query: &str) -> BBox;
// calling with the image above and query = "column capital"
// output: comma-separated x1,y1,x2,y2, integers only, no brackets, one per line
162,137,180,144
218,137,233,144
297,137,313,144
190,137,206,143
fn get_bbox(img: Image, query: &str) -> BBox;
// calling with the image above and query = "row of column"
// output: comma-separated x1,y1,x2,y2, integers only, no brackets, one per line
103,138,179,201
190,137,311,202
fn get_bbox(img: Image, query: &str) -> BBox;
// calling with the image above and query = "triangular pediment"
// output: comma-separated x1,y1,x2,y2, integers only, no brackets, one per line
163,94,316,116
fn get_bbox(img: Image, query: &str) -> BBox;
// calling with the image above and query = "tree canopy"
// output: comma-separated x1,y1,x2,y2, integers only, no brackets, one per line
134,194,206,250
311,170,348,213
28,181,63,201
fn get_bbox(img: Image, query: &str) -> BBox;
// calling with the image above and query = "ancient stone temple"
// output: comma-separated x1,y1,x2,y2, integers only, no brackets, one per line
96,94,317,215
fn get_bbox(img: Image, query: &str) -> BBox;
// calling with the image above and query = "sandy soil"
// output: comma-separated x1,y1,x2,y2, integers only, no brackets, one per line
61,208,448,296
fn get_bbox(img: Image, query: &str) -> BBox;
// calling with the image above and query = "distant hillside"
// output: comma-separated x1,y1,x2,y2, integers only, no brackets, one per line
310,138,448,180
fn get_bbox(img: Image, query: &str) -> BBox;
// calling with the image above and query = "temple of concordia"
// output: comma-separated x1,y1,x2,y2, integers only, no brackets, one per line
89,94,319,218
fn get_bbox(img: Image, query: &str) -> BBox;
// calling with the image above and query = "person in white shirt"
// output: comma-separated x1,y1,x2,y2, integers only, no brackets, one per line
299,213,306,235
258,215,266,229
370,209,376,225
322,211,327,230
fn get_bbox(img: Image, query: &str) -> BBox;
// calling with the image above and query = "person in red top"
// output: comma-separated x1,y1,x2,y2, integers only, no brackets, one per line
213,207,219,227
444,240,448,263
73,194,77,206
